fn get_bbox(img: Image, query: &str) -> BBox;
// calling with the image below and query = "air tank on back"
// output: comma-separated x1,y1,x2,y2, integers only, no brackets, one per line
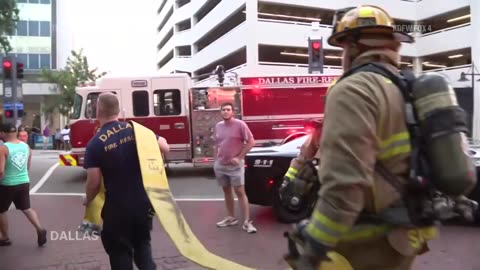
412,73,477,196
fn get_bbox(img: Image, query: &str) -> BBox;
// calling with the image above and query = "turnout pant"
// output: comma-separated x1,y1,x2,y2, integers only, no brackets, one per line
334,235,416,270
101,209,156,270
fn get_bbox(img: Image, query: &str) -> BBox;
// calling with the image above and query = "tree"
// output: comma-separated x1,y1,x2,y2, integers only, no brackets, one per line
0,0,20,53
42,49,107,121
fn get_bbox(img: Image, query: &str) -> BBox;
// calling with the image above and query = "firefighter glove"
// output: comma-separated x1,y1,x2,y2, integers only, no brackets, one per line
285,219,331,270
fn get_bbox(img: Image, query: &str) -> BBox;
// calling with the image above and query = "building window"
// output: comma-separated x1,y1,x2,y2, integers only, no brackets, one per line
28,0,39,3
153,89,181,116
16,20,27,36
40,54,50,69
17,0,28,3
28,21,39,36
16,54,28,66
132,91,149,117
40,21,50,37
28,54,40,69
40,0,51,3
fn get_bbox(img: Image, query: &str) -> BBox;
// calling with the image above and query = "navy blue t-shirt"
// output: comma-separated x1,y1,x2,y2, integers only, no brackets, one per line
83,121,152,215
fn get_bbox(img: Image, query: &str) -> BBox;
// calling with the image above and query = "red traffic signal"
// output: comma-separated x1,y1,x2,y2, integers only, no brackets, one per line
308,38,323,73
3,60,12,79
3,60,12,69
4,110,12,118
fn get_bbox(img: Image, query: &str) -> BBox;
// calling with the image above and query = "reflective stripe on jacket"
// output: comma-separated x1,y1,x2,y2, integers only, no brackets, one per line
305,49,430,248
284,129,321,180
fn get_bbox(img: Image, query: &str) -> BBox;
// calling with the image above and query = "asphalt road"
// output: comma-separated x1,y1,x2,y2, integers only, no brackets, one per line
0,150,479,270
29,151,224,199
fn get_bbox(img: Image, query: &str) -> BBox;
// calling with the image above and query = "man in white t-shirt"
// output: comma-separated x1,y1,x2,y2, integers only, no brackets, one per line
60,125,70,150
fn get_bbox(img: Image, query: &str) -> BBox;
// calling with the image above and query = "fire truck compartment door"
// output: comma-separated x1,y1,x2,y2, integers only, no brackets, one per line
190,87,241,163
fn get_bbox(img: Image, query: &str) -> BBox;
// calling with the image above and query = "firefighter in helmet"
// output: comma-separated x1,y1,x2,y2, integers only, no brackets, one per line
285,5,438,270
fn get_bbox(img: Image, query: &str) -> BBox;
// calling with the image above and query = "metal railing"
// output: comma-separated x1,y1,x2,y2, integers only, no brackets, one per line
419,22,470,37
421,64,471,73
193,63,247,85
257,18,333,28
258,61,342,71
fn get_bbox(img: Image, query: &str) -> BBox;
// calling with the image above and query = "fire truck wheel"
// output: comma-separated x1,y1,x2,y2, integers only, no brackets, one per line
272,179,316,224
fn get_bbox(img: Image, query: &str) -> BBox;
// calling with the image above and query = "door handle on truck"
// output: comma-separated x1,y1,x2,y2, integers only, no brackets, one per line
174,122,185,129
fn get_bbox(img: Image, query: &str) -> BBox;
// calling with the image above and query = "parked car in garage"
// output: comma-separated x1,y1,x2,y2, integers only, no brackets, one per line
245,135,480,224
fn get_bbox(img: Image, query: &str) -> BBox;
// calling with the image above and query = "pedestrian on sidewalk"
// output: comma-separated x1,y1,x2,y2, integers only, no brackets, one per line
42,125,50,150
0,123,47,247
83,93,161,270
18,126,29,144
213,102,257,233
61,125,70,151
54,129,62,150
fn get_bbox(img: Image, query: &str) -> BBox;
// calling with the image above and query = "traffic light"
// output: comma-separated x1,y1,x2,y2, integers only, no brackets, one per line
308,38,324,74
3,109,23,118
16,62,24,79
3,58,12,79
4,109,13,118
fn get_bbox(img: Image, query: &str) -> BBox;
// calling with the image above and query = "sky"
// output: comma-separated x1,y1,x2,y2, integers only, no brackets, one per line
56,0,159,76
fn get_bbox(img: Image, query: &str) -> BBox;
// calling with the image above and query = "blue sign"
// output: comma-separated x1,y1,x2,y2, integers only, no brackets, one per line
33,135,53,150
2,103,24,110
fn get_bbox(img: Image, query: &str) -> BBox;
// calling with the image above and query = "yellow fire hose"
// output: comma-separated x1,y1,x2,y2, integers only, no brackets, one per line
81,121,254,269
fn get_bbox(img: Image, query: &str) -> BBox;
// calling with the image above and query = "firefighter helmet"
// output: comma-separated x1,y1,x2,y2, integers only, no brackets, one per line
328,5,414,47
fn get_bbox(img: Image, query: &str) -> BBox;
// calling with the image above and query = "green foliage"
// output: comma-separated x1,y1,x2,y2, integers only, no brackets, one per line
42,49,107,118
0,0,20,53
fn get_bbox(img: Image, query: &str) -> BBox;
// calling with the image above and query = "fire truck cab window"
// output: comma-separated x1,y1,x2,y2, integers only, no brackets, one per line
85,92,117,119
132,91,150,117
85,93,100,119
71,94,83,120
153,89,181,116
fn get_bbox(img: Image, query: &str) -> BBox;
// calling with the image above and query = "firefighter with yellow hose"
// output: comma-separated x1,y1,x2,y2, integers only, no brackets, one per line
284,5,477,270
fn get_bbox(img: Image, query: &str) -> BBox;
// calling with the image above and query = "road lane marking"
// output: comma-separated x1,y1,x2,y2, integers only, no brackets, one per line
30,193,235,201
30,163,60,194
32,192,84,196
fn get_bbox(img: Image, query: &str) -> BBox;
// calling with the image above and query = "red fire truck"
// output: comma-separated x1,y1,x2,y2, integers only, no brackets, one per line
58,73,337,168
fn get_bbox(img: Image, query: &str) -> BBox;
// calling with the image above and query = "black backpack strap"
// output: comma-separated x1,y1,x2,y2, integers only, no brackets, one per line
338,62,426,194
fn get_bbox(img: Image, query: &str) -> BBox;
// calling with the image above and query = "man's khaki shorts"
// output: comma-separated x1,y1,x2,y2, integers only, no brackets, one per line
213,161,245,187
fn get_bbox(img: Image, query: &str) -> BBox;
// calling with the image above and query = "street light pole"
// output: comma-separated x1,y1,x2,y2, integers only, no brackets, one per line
458,61,480,139
458,61,480,90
